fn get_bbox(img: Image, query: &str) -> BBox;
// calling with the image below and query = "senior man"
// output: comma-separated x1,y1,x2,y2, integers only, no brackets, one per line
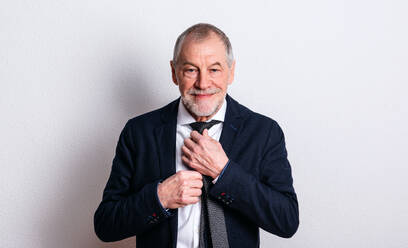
94,23,299,248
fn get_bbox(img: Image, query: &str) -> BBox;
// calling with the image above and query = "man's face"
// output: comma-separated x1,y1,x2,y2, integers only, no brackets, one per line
171,33,235,121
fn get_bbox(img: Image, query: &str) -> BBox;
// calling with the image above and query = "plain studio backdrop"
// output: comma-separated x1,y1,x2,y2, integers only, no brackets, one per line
1,0,407,247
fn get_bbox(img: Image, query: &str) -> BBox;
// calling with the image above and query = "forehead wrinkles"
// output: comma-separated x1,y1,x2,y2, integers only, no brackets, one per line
179,36,227,66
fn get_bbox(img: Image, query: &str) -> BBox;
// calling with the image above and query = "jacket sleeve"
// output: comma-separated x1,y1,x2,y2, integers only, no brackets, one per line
93,121,173,242
209,121,299,238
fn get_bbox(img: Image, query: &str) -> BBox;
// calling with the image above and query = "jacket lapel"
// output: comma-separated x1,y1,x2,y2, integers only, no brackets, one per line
219,94,246,158
154,98,179,179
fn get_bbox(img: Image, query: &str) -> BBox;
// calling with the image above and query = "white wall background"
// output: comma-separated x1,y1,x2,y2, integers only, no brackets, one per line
1,0,407,247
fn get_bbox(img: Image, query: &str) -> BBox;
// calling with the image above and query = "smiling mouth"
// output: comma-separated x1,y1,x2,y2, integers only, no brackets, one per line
193,94,213,99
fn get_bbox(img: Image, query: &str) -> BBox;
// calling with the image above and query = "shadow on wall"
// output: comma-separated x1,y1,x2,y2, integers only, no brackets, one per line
39,46,163,248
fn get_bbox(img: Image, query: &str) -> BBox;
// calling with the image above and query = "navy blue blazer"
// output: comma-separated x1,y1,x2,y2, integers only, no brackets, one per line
94,94,299,247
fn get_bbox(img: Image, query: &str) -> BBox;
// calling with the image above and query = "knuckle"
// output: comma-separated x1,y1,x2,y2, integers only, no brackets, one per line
177,191,185,199
178,171,186,179
180,195,188,203
179,188,185,195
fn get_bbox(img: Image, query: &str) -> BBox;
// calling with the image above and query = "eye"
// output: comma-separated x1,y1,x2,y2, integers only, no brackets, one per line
183,67,198,77
210,68,219,73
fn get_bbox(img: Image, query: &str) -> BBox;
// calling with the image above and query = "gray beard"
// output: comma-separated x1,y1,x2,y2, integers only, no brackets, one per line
181,94,224,118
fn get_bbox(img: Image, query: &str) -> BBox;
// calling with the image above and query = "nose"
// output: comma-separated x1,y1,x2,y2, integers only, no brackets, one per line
195,70,211,89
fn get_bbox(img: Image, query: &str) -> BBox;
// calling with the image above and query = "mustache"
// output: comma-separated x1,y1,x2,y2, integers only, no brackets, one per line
187,88,221,95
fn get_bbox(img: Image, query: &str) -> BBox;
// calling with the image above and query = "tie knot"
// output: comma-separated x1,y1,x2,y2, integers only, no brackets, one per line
189,120,222,134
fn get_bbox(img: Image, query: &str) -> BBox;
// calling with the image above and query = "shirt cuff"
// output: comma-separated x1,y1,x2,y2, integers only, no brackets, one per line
212,160,230,184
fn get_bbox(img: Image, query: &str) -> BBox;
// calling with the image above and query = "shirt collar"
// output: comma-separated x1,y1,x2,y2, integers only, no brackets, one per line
177,97,227,125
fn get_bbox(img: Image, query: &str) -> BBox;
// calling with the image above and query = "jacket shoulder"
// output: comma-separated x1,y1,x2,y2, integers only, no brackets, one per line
230,96,280,130
124,98,179,131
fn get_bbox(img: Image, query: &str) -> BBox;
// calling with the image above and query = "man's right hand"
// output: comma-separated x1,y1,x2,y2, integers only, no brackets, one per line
157,170,203,209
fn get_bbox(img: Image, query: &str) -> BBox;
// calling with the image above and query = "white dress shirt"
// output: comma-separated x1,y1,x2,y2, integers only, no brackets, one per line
175,97,227,248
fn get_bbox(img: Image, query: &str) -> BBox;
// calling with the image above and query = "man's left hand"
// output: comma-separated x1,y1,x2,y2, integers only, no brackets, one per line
182,129,229,179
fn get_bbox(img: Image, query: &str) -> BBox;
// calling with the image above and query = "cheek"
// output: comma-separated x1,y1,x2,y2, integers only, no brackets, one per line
215,78,229,90
178,79,195,92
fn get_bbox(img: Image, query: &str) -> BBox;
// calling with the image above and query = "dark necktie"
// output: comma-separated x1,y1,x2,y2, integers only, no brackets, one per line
189,120,229,248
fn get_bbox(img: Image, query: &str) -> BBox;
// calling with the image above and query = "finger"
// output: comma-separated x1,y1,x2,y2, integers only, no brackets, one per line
188,188,202,197
188,179,203,188
184,137,196,150
181,145,192,158
182,155,195,169
173,203,187,208
182,155,204,172
190,130,202,143
179,187,202,197
179,169,202,179
182,156,203,174
202,128,209,137
184,162,209,177
178,196,200,205
181,155,192,167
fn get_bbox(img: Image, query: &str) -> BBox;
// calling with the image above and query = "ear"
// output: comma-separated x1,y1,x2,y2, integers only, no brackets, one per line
170,61,178,85
227,60,236,85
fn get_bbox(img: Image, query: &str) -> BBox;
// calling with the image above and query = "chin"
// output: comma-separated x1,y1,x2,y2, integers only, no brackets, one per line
182,95,222,117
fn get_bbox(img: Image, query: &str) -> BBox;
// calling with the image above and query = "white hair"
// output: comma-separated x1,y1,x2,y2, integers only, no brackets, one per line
172,23,234,67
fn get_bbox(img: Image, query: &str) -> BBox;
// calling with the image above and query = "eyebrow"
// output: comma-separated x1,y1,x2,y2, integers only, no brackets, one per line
210,62,222,67
182,62,198,67
182,62,223,68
